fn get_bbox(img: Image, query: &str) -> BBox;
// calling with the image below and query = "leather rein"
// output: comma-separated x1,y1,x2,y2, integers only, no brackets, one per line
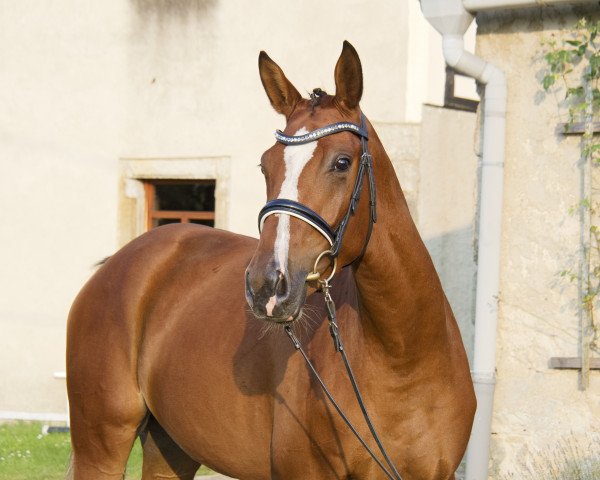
257,113,403,480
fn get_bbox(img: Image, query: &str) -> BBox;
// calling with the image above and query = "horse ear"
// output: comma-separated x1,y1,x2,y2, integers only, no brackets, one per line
333,41,363,110
258,51,302,118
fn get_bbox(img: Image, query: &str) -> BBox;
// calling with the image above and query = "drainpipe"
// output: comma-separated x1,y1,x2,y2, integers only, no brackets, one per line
419,1,507,478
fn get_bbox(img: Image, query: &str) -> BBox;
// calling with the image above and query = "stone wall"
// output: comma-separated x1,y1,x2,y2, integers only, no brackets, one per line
476,6,600,477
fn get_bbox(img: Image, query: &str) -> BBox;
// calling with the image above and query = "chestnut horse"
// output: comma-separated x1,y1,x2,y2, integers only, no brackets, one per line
66,42,475,480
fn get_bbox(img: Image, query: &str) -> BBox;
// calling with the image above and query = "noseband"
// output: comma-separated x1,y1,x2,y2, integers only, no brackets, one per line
258,113,377,274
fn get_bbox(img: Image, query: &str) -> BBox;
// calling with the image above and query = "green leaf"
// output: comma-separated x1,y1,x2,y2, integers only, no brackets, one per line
545,51,569,73
589,144,600,153
543,74,557,90
544,51,556,63
567,39,582,47
559,50,573,63
583,294,595,305
590,54,600,77
582,198,592,210
566,86,584,98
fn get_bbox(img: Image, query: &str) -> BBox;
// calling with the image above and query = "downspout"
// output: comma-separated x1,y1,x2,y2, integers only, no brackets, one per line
419,1,507,478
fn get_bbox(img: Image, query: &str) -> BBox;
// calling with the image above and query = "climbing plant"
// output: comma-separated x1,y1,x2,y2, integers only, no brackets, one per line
541,18,600,151
539,18,600,387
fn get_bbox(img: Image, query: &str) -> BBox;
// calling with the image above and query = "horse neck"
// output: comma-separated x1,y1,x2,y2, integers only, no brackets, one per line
351,133,449,361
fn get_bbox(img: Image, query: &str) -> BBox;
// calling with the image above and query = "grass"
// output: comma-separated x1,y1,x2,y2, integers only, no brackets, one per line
0,422,71,480
0,422,215,480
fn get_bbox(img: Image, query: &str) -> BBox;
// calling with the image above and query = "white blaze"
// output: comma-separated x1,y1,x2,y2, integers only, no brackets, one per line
273,127,317,275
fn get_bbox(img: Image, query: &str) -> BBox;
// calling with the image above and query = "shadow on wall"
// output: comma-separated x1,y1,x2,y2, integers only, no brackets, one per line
424,224,477,364
130,0,217,20
477,4,598,35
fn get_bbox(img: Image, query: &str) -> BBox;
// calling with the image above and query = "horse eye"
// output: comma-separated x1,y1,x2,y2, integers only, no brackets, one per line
259,164,266,175
334,157,351,172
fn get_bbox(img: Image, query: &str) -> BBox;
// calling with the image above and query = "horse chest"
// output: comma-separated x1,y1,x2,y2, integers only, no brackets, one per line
268,353,390,478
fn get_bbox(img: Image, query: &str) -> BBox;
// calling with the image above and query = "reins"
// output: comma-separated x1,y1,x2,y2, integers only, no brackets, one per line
284,279,403,480
257,113,403,480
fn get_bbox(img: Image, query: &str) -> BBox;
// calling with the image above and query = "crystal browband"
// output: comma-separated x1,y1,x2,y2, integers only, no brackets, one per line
274,121,369,146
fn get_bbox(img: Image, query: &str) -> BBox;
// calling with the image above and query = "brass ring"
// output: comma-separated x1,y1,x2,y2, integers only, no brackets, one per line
305,250,337,284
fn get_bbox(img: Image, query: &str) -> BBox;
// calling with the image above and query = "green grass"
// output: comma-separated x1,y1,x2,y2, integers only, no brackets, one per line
0,422,72,480
0,422,215,480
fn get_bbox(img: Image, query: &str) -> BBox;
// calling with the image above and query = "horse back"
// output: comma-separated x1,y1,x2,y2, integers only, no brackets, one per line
68,222,257,374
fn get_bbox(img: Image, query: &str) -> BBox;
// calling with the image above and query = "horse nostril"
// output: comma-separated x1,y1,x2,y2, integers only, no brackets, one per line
275,270,288,298
245,270,255,301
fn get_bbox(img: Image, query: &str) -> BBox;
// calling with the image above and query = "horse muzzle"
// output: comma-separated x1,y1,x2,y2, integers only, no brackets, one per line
244,265,307,323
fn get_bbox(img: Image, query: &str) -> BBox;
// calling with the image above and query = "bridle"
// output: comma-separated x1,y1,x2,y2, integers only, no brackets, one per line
255,113,403,480
258,112,377,279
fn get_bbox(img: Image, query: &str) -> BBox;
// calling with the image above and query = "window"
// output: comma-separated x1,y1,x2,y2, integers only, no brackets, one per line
144,180,216,229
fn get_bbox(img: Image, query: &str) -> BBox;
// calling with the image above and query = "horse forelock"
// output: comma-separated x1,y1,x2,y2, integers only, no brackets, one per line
309,88,327,110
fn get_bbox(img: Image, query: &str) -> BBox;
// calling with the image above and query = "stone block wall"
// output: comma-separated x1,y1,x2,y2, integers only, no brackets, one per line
477,6,600,477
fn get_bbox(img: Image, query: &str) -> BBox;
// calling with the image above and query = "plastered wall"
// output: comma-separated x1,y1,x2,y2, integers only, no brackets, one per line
0,1,128,416
0,0,451,417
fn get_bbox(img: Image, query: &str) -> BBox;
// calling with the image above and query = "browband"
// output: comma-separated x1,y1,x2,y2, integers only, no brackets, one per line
275,121,368,145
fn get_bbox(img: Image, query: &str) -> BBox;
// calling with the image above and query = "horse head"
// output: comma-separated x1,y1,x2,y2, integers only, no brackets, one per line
245,41,375,324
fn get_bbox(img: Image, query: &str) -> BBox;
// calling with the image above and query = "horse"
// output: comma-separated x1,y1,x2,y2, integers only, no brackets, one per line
66,41,475,480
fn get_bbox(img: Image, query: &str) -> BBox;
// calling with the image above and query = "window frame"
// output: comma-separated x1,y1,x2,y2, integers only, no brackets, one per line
143,179,216,230
118,156,231,247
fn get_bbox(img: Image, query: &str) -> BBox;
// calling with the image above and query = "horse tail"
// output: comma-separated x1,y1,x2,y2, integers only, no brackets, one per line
65,453,74,480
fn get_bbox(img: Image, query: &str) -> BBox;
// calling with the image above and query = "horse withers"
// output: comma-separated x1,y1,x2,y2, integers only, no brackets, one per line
66,42,475,480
